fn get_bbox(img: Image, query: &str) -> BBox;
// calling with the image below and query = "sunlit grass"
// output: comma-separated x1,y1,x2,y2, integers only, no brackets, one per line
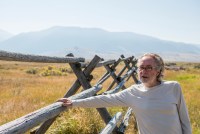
0,60,200,134
165,66,200,134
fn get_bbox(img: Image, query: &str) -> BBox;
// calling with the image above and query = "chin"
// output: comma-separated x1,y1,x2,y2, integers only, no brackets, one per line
140,80,148,84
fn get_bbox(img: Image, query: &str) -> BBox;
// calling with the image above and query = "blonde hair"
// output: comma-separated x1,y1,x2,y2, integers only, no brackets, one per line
138,53,165,82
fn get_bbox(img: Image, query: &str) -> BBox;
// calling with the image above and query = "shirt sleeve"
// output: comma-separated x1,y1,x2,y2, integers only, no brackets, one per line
176,83,192,134
71,89,130,108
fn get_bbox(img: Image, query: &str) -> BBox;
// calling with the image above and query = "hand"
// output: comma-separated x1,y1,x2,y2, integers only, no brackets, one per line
57,98,72,107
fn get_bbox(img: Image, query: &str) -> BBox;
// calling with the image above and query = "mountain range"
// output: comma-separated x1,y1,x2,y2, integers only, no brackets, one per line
0,29,13,42
0,26,200,62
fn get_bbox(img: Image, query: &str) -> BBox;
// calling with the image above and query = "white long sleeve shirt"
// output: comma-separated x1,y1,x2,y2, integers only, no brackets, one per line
72,81,192,134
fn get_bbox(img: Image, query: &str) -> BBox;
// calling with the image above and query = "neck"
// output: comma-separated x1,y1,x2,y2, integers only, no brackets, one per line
143,81,161,88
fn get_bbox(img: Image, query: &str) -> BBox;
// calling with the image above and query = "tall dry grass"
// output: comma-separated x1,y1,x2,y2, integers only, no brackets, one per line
0,60,200,133
164,63,200,134
0,61,76,125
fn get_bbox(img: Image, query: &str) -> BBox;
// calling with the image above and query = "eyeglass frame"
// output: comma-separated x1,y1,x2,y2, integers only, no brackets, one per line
137,65,160,71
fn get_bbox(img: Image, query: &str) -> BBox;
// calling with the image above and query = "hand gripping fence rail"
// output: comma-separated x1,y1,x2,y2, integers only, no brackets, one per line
0,50,139,134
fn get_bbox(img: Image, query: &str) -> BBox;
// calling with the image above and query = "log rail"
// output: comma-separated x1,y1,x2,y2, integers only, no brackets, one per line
0,50,138,134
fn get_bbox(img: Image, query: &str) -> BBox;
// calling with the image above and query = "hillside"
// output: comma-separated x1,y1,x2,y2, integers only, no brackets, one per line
0,29,13,42
0,26,200,62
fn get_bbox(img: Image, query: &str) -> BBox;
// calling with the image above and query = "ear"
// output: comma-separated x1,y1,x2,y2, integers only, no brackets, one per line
157,70,161,76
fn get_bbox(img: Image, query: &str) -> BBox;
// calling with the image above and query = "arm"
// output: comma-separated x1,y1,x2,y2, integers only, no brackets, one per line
72,93,129,108
176,83,192,134
58,89,131,108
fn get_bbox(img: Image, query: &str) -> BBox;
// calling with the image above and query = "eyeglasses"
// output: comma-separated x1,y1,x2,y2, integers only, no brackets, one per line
137,66,159,71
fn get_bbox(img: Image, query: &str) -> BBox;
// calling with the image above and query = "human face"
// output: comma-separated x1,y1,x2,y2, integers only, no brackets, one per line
137,56,160,88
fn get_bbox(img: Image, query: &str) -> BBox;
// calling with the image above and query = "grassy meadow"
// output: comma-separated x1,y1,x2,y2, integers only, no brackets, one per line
0,60,200,134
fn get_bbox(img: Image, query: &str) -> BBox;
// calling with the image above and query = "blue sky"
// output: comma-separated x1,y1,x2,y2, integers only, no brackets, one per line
0,0,200,45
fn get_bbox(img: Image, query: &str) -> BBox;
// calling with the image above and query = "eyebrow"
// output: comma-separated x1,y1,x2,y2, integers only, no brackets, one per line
138,64,155,67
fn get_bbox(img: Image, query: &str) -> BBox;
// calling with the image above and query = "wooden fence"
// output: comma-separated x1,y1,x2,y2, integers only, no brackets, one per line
0,50,139,134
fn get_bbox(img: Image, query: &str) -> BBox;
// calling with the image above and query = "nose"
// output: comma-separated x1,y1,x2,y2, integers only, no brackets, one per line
138,70,147,77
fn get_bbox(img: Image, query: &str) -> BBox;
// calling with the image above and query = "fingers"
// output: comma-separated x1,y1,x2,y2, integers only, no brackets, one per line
57,98,68,103
62,101,72,107
57,98,72,107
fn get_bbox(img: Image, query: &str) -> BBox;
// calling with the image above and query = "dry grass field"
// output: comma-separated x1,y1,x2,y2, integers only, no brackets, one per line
0,60,200,134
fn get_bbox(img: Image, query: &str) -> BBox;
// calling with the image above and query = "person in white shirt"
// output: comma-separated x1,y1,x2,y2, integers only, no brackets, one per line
58,53,192,134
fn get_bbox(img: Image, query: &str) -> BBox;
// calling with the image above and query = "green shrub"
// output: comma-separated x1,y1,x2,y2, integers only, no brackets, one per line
26,68,38,74
59,67,73,74
194,64,200,69
40,70,62,76
48,66,54,70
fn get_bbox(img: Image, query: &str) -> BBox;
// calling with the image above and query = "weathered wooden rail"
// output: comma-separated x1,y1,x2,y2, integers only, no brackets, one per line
99,112,122,134
0,50,138,134
0,85,102,134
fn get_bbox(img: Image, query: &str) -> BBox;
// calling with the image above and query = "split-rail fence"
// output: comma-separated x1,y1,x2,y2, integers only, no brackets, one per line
0,50,139,134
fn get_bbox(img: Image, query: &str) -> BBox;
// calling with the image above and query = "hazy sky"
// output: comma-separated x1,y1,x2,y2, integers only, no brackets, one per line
0,0,200,45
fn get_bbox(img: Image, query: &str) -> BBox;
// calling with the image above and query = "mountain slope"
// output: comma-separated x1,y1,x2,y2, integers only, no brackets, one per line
0,29,13,42
0,26,200,61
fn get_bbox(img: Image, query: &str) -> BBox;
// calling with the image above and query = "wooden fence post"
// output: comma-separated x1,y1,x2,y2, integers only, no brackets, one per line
67,55,113,127
99,112,122,134
0,50,85,63
121,55,139,84
34,55,101,134
104,64,127,90
117,107,133,134
0,85,102,134
64,55,101,97
0,51,139,134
